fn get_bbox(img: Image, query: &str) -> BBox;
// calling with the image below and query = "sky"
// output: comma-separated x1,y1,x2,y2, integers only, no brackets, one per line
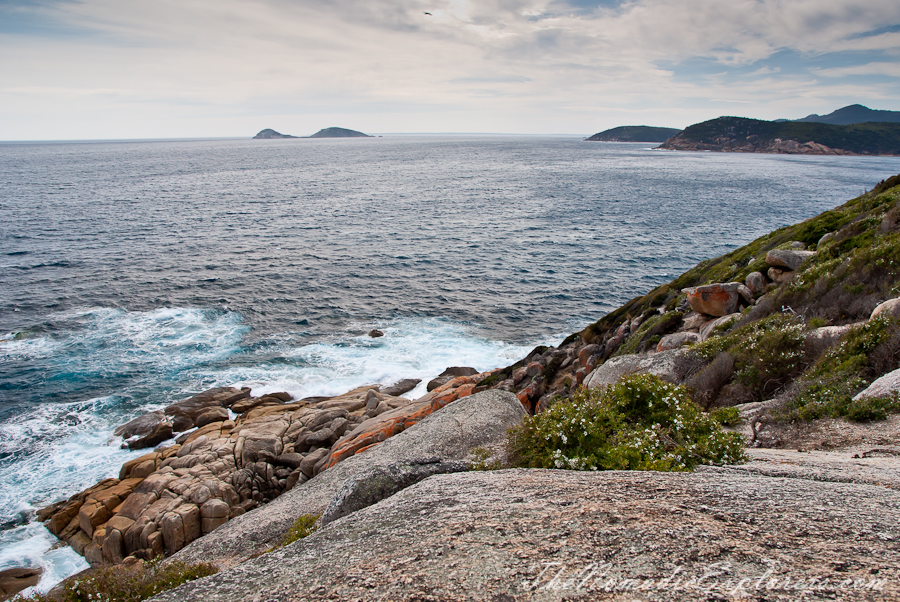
1,0,899,140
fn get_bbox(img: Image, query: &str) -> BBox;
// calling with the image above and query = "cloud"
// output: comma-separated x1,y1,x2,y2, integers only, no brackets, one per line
0,0,899,138
815,61,900,78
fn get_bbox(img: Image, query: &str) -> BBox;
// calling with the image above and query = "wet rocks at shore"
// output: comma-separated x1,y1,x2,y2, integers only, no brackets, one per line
0,567,42,601
38,369,505,566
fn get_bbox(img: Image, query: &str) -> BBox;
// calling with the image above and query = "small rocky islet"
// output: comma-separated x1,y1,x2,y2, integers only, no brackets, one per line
252,127,371,139
21,175,900,601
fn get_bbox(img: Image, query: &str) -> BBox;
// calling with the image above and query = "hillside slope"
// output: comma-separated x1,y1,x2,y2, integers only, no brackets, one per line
585,125,681,142
795,104,900,125
659,116,900,155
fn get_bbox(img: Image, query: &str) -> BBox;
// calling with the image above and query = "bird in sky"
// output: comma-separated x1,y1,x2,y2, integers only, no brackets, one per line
424,12,432,15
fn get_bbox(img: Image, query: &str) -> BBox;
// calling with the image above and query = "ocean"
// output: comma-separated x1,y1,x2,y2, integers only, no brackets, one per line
2,134,899,590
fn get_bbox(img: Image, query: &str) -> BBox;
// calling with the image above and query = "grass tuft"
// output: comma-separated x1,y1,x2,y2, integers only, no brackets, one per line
21,558,217,602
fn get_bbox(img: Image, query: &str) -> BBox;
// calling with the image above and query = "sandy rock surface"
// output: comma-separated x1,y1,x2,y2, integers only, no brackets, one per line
152,467,900,602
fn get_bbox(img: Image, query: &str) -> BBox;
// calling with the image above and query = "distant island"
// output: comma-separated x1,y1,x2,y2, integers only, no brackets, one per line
253,129,297,139
586,125,681,142
791,104,900,125
659,116,900,156
253,127,373,139
308,127,372,138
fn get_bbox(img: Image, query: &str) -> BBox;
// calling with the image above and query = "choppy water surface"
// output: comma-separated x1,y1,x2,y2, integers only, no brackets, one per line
2,135,899,589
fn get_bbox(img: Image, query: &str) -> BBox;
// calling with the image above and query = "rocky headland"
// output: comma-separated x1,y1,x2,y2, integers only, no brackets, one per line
659,116,900,155
20,175,900,601
586,126,681,143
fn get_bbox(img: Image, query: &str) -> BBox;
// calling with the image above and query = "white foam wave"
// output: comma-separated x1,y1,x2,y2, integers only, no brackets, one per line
0,333,61,360
51,306,249,374
195,317,550,400
0,523,88,594
0,396,146,526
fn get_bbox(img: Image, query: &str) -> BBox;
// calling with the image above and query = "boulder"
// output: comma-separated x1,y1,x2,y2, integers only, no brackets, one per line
114,412,174,450
656,332,700,352
806,324,857,347
766,249,815,271
768,267,793,284
426,367,478,391
319,458,469,526
818,232,835,248
114,411,164,440
165,387,249,432
378,379,421,397
682,283,746,317
194,407,229,428
745,271,767,296
299,448,330,478
699,313,742,341
367,329,384,338
853,368,900,401
871,298,900,321
0,567,42,600
170,390,526,567
584,350,681,390
682,312,707,331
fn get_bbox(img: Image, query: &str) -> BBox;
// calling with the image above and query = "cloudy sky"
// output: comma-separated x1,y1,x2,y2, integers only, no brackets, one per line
1,0,899,140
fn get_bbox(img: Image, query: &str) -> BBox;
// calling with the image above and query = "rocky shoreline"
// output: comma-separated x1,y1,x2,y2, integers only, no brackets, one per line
15,176,900,600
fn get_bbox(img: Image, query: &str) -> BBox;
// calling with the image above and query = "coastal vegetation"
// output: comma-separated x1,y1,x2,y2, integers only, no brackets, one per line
659,116,900,155
21,558,217,602
22,173,900,599
276,514,319,548
585,125,681,142
506,373,746,471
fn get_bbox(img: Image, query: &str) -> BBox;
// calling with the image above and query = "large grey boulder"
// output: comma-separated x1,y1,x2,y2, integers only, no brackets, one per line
656,331,700,352
152,468,900,602
766,249,815,271
170,389,525,567
426,366,478,391
584,349,681,389
854,368,900,401
113,412,174,450
319,458,468,526
699,313,742,341
872,298,900,320
745,271,767,296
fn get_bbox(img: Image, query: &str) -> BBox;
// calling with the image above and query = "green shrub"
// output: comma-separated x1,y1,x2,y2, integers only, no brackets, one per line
278,513,320,547
22,558,217,602
787,316,900,420
469,446,502,471
694,314,807,401
506,373,746,472
845,394,900,421
710,406,741,426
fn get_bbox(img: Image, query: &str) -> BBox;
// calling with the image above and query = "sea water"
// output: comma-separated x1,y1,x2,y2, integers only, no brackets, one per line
2,135,900,591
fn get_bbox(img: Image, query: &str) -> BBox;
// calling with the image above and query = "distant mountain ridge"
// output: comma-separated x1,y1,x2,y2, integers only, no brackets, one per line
659,116,900,156
794,104,900,125
586,126,681,142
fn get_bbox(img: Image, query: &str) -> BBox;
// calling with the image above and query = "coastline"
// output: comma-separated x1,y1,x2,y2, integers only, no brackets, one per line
15,173,900,601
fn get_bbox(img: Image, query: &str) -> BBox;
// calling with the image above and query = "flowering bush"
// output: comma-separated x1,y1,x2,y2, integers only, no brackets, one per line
506,373,746,472
694,314,807,401
789,315,900,420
